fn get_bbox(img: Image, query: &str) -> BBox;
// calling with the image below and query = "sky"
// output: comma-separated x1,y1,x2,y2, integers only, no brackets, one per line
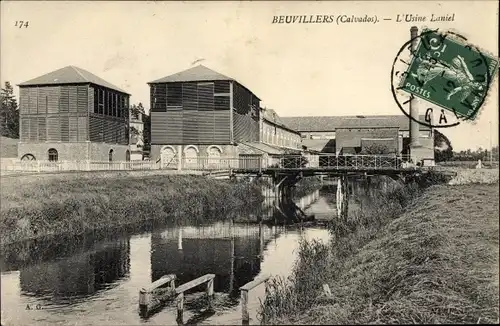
1,0,498,151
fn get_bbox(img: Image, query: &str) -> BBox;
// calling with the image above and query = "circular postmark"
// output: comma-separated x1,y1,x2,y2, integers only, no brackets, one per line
391,27,497,129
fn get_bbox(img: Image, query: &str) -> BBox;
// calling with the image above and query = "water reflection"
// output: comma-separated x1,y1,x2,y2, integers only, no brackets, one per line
1,188,335,325
19,238,130,303
150,222,278,299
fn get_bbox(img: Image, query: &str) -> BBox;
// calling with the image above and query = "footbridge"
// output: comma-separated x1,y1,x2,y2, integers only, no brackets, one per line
198,154,424,224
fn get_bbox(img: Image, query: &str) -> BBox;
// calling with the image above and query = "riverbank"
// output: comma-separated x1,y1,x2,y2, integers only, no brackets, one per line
260,180,499,324
0,172,265,245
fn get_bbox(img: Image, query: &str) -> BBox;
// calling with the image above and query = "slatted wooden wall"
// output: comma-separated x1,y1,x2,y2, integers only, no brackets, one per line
232,82,260,143
19,85,90,143
150,80,232,145
19,84,129,145
88,115,128,145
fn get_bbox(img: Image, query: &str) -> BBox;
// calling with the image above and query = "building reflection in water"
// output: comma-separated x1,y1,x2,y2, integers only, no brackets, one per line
18,237,131,303
150,221,277,298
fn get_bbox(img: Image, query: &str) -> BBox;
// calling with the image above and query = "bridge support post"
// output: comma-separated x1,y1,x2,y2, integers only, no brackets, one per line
343,176,349,221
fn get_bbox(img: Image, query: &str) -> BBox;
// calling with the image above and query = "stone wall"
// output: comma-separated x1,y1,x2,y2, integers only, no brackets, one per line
18,142,130,161
150,144,239,162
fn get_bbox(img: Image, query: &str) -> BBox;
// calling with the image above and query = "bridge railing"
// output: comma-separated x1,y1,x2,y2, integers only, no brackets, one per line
3,154,415,173
275,154,412,170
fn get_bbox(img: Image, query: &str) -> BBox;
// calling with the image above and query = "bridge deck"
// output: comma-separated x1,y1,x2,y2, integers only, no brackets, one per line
7,154,424,175
232,167,418,176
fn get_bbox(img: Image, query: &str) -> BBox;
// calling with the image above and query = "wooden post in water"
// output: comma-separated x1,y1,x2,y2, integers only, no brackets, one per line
206,278,214,310
241,289,249,325
240,275,271,325
175,274,216,323
139,274,177,317
178,228,183,250
176,292,184,323
139,289,152,316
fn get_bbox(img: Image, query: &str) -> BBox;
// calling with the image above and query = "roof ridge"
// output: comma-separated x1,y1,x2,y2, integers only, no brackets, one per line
70,65,88,82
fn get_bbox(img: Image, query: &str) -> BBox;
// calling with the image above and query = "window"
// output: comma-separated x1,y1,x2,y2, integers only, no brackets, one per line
98,89,104,114
108,149,114,162
420,131,430,138
111,93,115,116
207,146,222,165
117,95,122,118
167,84,182,107
106,91,111,116
94,88,99,113
113,93,118,117
48,148,58,162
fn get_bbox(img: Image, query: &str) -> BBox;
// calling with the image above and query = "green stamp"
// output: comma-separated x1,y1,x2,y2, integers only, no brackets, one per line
399,29,499,120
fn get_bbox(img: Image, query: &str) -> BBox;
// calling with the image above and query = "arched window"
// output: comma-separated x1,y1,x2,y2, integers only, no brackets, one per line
21,154,36,161
184,146,198,166
48,148,58,162
207,146,222,165
161,146,177,168
109,149,114,162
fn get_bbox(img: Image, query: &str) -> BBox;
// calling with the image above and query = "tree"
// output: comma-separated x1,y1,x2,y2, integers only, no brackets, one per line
130,102,145,120
360,143,392,155
0,82,19,138
434,130,453,162
143,113,151,152
129,102,151,152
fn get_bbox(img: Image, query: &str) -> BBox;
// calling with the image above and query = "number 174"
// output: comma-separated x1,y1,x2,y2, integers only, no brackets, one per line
15,21,29,28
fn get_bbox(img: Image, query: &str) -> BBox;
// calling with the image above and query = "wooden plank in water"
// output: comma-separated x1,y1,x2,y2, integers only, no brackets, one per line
146,274,176,292
175,274,215,294
239,275,271,291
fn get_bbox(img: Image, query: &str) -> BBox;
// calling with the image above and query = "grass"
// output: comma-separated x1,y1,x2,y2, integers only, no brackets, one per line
259,177,499,324
438,160,499,169
293,176,323,200
0,172,265,244
0,136,18,158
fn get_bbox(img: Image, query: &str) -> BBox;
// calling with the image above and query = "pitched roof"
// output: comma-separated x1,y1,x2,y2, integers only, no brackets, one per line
149,65,261,100
301,139,336,152
149,65,233,83
18,66,129,94
280,115,431,132
262,108,300,134
239,142,285,155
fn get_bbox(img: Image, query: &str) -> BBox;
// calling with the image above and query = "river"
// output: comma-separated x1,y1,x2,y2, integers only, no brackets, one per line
0,185,350,326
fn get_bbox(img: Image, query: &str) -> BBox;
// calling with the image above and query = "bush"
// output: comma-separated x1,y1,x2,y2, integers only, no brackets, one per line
406,170,453,188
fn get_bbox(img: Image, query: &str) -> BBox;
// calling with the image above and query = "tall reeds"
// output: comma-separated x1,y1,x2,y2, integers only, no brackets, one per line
259,173,458,324
0,174,264,244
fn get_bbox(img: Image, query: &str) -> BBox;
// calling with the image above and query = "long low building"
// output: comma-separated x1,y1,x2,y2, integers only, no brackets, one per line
280,115,434,161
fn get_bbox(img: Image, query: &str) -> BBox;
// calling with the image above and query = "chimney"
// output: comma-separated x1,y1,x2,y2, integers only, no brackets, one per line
259,106,264,143
409,26,421,147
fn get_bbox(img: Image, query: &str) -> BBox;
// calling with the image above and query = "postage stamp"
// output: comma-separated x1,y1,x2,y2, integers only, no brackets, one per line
391,28,499,128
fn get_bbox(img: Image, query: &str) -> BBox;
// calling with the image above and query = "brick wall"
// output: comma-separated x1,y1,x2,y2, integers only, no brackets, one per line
150,144,239,162
18,142,129,161
89,143,129,161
